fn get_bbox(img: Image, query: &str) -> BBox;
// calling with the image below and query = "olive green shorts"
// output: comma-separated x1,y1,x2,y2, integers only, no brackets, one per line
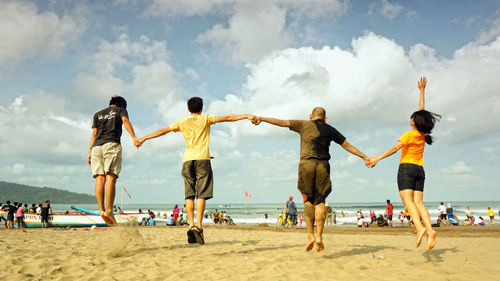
297,159,331,204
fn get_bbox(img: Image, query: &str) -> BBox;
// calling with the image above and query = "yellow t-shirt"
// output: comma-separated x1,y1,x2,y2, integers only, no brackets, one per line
169,114,216,162
399,130,425,166
488,209,494,217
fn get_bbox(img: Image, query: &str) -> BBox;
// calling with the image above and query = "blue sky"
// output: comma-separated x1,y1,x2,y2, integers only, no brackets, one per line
1,0,499,204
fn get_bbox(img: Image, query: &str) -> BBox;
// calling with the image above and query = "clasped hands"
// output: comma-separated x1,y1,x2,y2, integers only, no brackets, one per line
364,157,378,168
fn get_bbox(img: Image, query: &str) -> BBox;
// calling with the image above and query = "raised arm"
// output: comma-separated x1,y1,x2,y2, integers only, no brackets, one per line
340,140,367,160
418,77,426,110
215,114,254,123
367,141,404,167
87,128,98,165
138,127,173,143
122,116,140,148
251,116,291,127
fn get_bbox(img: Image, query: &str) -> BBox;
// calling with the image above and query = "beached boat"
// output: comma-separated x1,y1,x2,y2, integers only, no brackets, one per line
0,206,150,228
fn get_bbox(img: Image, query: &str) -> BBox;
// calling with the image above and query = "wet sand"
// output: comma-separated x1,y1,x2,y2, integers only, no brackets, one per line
1,225,499,280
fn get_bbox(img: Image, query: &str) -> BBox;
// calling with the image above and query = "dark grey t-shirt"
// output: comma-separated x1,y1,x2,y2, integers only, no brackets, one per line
287,200,297,216
289,119,346,160
92,106,128,147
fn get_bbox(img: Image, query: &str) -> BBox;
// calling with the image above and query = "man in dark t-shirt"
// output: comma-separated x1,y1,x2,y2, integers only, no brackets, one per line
252,107,369,252
88,96,140,226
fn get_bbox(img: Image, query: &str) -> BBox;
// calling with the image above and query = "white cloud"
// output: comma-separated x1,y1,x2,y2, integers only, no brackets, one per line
12,163,25,175
0,1,86,70
0,95,91,164
370,0,404,20
440,161,472,175
197,1,291,63
199,31,500,144
146,0,225,17
71,34,181,106
150,0,349,63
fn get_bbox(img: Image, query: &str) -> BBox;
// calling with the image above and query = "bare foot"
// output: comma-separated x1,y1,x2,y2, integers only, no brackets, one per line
305,237,315,252
416,228,427,248
103,210,117,226
100,211,113,225
315,238,324,252
426,230,437,251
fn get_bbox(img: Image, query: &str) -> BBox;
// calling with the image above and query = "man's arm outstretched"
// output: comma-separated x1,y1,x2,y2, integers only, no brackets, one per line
137,127,174,144
251,116,290,127
340,140,370,166
215,114,254,123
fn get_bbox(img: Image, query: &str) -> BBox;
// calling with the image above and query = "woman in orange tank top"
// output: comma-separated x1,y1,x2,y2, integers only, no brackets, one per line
367,77,441,250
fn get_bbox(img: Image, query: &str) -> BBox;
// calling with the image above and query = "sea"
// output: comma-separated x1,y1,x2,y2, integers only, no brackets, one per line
49,201,500,227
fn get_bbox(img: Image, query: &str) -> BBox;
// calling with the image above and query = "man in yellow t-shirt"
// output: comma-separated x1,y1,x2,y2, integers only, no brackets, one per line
487,207,495,224
138,97,253,244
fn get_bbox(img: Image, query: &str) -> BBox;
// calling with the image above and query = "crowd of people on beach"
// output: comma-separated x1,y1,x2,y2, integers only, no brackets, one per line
0,200,52,229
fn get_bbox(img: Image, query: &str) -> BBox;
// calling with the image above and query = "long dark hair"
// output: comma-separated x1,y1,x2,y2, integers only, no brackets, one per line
410,110,441,145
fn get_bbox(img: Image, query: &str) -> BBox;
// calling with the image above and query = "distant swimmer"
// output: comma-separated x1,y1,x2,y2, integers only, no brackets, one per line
367,77,441,251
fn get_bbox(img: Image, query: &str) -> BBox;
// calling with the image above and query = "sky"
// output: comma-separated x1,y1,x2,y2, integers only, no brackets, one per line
1,0,499,204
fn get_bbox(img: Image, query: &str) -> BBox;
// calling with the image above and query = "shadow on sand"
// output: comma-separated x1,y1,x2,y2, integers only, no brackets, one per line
422,247,458,263
322,244,396,259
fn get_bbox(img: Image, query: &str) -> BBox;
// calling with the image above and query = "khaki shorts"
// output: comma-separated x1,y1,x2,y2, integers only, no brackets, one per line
91,142,122,178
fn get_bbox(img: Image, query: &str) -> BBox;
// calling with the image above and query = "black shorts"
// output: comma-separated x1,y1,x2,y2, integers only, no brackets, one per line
182,160,214,200
387,215,393,221
297,159,331,204
440,214,447,220
397,163,425,192
41,214,49,223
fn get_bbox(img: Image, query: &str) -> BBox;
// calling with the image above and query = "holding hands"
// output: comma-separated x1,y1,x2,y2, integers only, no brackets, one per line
250,116,262,125
364,157,378,168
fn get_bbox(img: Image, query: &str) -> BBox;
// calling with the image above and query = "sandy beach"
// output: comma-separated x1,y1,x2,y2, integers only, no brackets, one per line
2,225,499,281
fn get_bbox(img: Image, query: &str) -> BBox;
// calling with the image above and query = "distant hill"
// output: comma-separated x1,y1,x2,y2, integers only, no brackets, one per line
0,181,95,204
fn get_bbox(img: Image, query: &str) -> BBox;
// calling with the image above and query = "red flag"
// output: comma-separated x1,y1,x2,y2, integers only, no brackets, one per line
123,186,132,199
245,191,251,198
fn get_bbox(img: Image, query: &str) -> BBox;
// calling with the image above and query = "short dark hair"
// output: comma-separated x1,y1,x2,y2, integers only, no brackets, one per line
5,200,9,204
109,96,127,109
386,199,390,204
187,97,203,113
411,110,441,145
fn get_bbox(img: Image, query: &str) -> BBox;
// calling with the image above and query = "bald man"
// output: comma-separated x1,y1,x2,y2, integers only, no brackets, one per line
252,107,369,252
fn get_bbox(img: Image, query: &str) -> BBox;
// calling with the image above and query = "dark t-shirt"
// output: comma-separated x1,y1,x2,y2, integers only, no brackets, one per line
289,119,346,160
92,106,129,147
41,205,51,217
2,204,15,215
325,205,332,214
287,200,297,216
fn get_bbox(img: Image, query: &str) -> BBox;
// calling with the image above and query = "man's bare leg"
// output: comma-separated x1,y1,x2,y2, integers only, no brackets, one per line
414,191,436,250
185,197,195,227
304,201,316,252
95,175,113,225
196,198,206,229
314,202,326,252
400,190,426,247
104,174,117,225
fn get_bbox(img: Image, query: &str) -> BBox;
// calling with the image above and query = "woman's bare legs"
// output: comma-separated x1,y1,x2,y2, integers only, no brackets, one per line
399,190,426,247
413,191,436,250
